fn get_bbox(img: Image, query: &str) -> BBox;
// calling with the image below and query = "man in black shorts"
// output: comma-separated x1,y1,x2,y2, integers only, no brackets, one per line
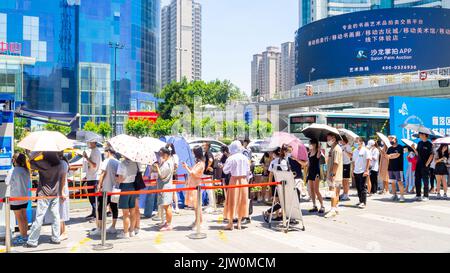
414,132,434,201
380,136,405,202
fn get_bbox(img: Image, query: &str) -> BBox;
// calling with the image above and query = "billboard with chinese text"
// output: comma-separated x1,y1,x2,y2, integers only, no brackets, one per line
389,96,450,143
295,8,450,84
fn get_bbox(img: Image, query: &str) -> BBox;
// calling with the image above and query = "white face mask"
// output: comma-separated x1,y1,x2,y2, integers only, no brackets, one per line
327,140,334,147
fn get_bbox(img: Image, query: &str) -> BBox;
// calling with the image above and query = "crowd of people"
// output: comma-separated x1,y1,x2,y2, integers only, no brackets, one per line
4,129,449,247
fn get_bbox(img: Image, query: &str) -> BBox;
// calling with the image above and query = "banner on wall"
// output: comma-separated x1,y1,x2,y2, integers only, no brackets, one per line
389,96,450,142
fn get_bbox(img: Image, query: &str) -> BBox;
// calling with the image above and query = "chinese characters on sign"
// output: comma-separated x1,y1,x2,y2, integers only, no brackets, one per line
307,17,450,47
432,116,450,136
0,41,22,55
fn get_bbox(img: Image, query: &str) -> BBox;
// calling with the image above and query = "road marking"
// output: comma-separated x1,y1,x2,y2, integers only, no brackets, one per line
154,232,163,245
412,205,450,215
359,213,450,236
250,229,363,253
0,248,5,253
218,230,228,242
217,215,223,225
70,238,92,253
154,242,195,253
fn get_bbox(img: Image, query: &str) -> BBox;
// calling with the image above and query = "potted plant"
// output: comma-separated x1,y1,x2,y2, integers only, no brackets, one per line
215,188,225,205
253,165,264,183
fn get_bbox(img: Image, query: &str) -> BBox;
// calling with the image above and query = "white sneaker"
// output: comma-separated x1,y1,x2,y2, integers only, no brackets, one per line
399,196,405,203
134,228,140,235
89,228,101,236
117,232,129,239
324,209,337,219
416,196,423,201
106,226,117,234
129,231,135,238
423,197,429,201
358,203,366,209
443,193,448,199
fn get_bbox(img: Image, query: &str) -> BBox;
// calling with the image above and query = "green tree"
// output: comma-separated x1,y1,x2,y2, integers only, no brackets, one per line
124,118,152,137
157,79,246,119
97,122,112,138
44,120,71,135
14,118,28,142
83,120,98,133
150,117,175,138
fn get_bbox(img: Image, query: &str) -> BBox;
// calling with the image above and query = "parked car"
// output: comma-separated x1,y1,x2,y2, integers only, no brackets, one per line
248,139,268,165
187,138,227,156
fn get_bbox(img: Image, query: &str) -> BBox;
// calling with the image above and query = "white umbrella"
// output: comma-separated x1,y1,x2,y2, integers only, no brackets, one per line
413,130,444,140
76,131,103,143
109,134,158,164
434,137,450,145
401,138,416,150
139,137,166,152
18,131,74,152
376,132,392,149
301,123,342,142
401,123,433,135
338,128,359,144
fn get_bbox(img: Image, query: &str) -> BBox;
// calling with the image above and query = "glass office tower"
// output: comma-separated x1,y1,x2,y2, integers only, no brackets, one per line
0,0,160,128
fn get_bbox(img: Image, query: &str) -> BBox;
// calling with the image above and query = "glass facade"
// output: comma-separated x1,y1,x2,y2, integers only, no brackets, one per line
0,0,160,128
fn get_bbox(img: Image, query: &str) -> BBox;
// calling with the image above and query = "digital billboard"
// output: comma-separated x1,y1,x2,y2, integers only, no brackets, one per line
295,8,450,84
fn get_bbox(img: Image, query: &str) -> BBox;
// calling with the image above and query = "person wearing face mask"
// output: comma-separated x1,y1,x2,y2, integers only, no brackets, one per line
339,135,353,202
405,147,417,194
367,140,380,195
154,147,175,231
411,132,434,201
324,133,344,219
434,144,449,199
379,136,405,202
351,137,371,208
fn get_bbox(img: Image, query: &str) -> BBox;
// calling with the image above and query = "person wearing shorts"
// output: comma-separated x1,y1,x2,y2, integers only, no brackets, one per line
380,136,405,202
340,136,352,201
116,158,138,239
324,133,343,219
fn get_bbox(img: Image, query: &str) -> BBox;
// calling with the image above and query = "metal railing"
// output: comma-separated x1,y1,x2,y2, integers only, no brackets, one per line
252,67,450,102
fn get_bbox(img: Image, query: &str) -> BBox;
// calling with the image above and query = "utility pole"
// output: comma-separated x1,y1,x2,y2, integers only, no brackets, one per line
109,42,124,136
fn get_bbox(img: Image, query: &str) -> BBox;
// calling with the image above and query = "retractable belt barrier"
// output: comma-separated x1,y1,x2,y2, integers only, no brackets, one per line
1,180,282,253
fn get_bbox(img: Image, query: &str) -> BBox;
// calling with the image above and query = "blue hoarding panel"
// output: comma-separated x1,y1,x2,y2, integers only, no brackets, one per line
389,96,450,142
296,8,450,84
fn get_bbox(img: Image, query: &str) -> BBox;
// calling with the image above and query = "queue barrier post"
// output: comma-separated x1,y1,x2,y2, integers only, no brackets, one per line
4,197,11,253
187,185,207,240
93,191,113,251
281,180,288,233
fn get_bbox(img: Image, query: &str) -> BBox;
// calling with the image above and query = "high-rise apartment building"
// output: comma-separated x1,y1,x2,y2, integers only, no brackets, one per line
281,42,296,93
299,0,449,27
161,0,202,88
251,46,282,98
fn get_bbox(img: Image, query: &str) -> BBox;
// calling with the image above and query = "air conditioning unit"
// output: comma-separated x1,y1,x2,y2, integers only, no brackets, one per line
438,79,449,88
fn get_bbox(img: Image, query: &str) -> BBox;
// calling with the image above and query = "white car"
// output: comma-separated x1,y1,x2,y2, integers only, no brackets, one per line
188,138,227,156
248,139,269,165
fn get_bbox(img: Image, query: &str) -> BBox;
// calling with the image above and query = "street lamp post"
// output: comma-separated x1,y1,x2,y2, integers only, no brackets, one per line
109,42,124,136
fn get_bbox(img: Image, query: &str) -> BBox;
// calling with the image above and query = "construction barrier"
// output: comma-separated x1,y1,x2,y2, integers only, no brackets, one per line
0,180,282,252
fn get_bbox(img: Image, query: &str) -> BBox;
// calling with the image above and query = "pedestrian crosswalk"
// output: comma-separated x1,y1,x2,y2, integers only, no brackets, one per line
359,212,450,236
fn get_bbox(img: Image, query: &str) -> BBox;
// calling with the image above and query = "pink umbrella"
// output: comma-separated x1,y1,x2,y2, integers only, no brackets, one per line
266,132,308,161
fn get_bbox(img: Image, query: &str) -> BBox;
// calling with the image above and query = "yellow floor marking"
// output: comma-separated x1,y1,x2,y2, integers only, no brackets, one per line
0,249,5,253
70,237,92,252
154,232,163,244
217,215,223,225
218,230,228,242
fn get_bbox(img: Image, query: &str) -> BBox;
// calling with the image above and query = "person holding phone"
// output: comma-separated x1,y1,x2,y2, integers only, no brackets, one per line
183,146,205,229
154,147,175,231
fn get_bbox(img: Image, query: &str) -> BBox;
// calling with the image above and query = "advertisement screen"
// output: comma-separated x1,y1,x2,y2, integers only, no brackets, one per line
295,8,450,84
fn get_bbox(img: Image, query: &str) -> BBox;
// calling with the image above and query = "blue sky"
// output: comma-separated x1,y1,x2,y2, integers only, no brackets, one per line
161,0,299,94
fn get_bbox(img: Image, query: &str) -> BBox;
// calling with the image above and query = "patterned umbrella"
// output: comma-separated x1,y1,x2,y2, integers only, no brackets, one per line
18,131,74,152
109,134,158,164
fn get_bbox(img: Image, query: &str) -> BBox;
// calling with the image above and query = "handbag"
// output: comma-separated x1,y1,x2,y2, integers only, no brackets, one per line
134,163,146,190
110,186,121,204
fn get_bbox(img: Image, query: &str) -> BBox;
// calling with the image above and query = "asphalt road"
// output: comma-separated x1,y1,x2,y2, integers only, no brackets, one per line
2,190,450,253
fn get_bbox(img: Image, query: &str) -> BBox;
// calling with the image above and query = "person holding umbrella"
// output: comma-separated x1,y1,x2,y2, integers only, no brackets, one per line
324,133,344,218
306,139,325,214
351,137,371,208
